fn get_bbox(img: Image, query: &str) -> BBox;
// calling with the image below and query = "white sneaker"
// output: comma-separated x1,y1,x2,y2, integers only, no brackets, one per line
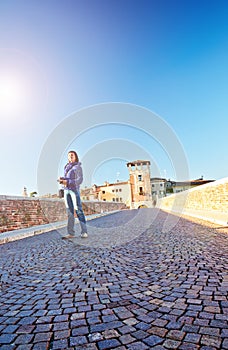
81,232,88,238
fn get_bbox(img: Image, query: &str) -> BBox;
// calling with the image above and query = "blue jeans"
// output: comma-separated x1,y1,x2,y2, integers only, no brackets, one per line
64,189,87,235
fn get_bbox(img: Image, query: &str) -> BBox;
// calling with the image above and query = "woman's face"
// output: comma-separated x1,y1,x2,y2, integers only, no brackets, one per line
68,152,77,163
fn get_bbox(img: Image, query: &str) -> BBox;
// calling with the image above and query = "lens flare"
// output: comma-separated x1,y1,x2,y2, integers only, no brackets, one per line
0,74,28,117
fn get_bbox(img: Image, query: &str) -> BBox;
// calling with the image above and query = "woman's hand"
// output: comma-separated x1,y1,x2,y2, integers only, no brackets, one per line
58,178,67,186
62,179,67,186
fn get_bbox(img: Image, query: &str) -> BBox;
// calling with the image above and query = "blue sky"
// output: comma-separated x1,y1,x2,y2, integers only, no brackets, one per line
0,0,227,196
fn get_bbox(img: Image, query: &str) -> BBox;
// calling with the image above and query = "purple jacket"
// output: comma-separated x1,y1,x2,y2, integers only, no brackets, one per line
62,162,83,191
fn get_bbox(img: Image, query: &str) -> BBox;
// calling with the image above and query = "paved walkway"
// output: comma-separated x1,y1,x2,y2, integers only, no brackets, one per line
0,209,227,350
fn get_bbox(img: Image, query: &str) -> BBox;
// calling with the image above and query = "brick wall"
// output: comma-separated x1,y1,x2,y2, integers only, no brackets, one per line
0,196,126,233
158,177,228,225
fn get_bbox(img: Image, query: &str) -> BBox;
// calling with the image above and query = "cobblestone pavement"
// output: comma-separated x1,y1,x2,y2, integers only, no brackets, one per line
0,209,228,350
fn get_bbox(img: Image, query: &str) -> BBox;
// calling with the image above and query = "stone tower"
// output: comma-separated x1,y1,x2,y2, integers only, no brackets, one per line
126,160,152,209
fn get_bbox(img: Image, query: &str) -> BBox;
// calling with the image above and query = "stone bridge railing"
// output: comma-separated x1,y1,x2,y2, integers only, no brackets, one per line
0,196,127,233
158,177,228,226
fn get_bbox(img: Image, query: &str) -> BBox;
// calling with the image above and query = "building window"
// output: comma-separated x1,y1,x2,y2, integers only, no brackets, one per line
138,174,142,181
119,189,122,192
139,186,144,195
152,184,155,187
112,198,115,201
102,190,105,194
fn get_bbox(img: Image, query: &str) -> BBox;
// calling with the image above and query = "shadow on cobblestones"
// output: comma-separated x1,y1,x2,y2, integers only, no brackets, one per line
0,209,228,349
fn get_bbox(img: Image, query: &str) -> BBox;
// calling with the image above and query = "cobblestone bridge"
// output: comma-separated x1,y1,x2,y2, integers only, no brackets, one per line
0,209,228,349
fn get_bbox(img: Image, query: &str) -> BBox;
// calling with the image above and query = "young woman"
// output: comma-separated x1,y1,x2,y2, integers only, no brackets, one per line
58,150,88,238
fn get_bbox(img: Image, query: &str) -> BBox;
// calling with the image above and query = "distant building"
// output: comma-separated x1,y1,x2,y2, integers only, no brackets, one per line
98,181,131,206
80,160,153,209
166,177,215,194
80,186,98,201
22,187,28,197
80,164,215,209
151,177,167,204
81,182,132,207
127,160,152,209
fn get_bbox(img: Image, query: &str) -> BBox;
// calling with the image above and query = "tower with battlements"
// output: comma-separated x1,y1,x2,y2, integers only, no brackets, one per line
126,160,152,209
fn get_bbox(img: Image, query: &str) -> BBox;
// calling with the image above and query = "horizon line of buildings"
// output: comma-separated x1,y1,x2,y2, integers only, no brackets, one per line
80,160,215,209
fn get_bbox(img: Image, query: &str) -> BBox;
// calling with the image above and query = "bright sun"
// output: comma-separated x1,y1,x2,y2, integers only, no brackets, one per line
0,75,27,117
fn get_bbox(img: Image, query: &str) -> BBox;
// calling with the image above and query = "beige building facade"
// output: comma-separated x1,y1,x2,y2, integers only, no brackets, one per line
97,181,131,206
81,181,132,207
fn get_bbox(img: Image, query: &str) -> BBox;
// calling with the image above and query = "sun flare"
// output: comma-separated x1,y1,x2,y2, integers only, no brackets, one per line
0,75,28,117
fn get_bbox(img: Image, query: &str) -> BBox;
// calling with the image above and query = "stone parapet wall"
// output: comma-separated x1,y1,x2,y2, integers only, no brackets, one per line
158,177,228,225
0,196,126,233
